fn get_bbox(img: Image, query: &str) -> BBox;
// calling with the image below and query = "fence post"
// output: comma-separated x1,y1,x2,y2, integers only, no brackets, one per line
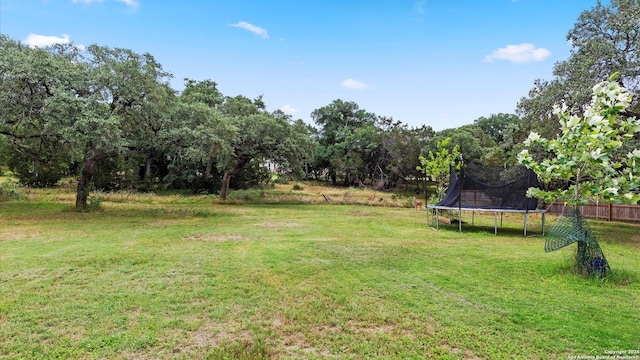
608,203,612,222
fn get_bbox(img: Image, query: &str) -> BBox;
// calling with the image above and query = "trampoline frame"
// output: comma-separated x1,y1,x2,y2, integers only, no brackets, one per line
427,205,546,236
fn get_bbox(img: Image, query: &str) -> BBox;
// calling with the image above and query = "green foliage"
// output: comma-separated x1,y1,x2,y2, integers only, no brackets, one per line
428,125,496,165
518,0,640,140
272,175,289,185
90,155,137,192
292,183,304,190
0,35,175,208
6,144,70,187
417,137,461,203
218,98,313,200
225,189,265,202
473,113,520,144
229,160,271,190
0,179,21,200
311,99,378,185
519,74,640,205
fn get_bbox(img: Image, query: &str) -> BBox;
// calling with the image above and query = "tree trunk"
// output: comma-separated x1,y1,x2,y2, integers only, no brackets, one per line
141,156,153,190
205,156,214,180
32,153,40,183
144,157,153,181
572,205,588,275
220,167,241,201
75,152,118,209
220,158,249,201
76,157,98,209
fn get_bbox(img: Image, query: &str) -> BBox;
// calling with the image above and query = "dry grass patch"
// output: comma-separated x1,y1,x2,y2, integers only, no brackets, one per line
344,209,374,216
189,322,253,348
0,228,42,241
441,344,482,360
182,233,245,242
257,221,299,228
148,220,188,227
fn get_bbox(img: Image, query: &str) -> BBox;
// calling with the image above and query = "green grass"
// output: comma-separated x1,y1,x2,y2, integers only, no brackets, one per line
1,185,639,359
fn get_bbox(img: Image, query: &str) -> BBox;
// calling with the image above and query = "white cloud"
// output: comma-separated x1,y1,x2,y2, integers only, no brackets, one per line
231,21,269,39
280,105,298,115
414,0,426,14
484,43,551,64
71,0,139,9
24,33,71,48
24,33,85,50
341,78,369,90
116,0,139,9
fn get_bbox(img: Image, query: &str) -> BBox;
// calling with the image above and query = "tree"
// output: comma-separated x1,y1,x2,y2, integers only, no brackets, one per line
128,82,176,190
518,0,640,139
0,36,78,186
218,96,313,200
518,74,640,275
417,137,461,203
473,113,520,145
311,100,377,185
383,124,434,190
428,125,496,166
160,79,236,192
63,45,173,208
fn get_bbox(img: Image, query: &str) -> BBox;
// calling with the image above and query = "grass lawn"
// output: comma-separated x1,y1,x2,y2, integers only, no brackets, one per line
1,182,639,359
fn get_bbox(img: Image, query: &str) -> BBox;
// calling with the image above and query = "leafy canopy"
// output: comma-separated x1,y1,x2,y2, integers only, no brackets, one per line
518,74,640,205
417,137,461,202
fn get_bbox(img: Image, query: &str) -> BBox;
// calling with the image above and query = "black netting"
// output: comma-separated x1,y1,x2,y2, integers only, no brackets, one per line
436,165,539,210
546,207,609,277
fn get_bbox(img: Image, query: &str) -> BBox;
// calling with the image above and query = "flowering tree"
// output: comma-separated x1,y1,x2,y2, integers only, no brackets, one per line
518,73,640,276
518,74,640,205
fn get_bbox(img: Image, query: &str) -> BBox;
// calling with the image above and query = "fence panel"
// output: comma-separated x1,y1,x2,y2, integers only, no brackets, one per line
547,201,640,222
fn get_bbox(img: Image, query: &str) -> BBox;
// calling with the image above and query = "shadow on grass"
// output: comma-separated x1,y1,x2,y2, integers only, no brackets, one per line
426,222,544,238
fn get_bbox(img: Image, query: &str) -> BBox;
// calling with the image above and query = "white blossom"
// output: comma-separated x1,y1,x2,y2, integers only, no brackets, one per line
604,187,619,196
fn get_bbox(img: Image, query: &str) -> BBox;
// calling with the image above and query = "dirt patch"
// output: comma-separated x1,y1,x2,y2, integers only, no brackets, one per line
183,233,245,242
441,343,481,360
310,325,341,335
0,229,41,241
148,220,185,227
281,326,332,358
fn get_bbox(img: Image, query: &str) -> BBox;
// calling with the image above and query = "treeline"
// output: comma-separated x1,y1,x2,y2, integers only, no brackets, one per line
0,34,518,209
1,0,638,209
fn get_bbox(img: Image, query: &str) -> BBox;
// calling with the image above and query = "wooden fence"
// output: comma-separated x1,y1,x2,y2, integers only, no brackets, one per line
547,201,640,222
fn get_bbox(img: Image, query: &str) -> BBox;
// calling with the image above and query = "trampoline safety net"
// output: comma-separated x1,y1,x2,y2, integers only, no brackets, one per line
436,164,539,211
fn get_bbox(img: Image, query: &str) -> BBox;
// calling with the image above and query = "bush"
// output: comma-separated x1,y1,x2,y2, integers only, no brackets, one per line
273,175,289,184
292,183,304,191
0,181,21,200
226,189,265,202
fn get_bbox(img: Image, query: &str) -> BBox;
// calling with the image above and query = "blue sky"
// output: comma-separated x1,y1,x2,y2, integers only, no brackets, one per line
0,0,605,130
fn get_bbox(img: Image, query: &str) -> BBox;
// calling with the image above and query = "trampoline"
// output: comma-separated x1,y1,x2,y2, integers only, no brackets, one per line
426,165,546,236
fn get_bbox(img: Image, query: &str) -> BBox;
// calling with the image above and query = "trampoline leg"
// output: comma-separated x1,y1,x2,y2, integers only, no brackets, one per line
436,209,439,230
524,212,528,236
458,210,462,233
494,212,497,235
542,212,545,235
